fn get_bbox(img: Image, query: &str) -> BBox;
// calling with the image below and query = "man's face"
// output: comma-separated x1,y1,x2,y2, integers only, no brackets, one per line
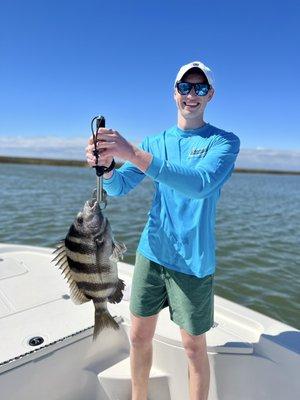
174,72,214,120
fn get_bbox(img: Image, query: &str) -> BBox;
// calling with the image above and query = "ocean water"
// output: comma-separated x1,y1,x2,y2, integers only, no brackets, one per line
0,163,299,329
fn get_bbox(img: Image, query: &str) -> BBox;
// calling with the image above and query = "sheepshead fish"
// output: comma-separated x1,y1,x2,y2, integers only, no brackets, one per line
52,190,126,340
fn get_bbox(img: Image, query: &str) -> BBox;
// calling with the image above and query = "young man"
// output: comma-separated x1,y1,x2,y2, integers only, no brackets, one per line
86,60,240,400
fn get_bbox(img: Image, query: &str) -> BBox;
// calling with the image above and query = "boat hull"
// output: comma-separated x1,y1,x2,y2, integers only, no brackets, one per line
0,243,299,400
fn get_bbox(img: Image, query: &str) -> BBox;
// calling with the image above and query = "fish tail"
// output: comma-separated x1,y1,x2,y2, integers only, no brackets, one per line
93,301,120,341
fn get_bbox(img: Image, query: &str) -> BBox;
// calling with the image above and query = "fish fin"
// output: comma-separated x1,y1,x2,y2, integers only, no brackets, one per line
109,240,127,262
51,241,67,264
69,281,90,304
53,252,67,264
52,242,90,305
107,278,125,304
52,240,66,254
93,309,120,341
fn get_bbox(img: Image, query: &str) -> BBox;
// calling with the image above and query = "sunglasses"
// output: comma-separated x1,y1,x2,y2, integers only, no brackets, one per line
176,81,211,96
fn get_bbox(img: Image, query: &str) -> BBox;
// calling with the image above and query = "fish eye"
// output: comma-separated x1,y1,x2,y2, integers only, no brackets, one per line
77,216,84,224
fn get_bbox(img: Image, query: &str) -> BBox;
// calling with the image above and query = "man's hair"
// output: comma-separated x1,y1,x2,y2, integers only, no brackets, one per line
181,67,209,84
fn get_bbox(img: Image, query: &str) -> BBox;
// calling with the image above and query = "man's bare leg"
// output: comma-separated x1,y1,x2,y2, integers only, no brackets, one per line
130,313,159,400
181,329,210,400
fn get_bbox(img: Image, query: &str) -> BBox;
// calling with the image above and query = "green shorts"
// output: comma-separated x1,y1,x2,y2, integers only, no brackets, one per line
129,251,215,336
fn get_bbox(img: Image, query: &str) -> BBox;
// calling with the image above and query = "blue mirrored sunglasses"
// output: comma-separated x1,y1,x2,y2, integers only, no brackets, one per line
176,81,211,96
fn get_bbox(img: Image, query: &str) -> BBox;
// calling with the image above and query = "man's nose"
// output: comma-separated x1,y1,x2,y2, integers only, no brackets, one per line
186,87,197,97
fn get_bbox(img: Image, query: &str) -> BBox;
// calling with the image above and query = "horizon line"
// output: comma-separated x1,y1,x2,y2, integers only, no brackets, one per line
0,155,299,176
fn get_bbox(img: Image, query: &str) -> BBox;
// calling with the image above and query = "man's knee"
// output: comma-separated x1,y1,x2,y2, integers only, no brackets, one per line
130,312,158,346
180,329,207,360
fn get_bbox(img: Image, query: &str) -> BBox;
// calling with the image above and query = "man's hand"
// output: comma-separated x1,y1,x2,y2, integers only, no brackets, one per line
94,128,136,161
86,128,153,173
86,132,114,168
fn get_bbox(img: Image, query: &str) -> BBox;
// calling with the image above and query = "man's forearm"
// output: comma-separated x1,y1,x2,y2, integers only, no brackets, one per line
129,146,153,173
103,146,153,179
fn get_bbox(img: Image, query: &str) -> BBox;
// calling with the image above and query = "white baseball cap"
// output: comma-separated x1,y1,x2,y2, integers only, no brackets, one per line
174,61,214,88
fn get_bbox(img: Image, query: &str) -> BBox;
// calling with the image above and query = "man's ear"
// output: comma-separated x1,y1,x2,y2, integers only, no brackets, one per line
173,89,177,101
207,88,215,102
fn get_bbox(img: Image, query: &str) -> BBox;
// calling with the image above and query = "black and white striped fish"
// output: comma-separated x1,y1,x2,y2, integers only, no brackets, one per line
52,191,126,341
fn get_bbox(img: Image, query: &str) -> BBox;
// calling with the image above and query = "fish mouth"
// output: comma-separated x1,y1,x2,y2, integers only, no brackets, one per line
88,198,96,207
86,198,99,211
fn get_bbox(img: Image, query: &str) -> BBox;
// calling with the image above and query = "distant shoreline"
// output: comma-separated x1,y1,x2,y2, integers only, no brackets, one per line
0,155,299,175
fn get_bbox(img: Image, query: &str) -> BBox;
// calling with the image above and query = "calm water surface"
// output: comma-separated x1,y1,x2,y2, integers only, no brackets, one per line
0,163,299,329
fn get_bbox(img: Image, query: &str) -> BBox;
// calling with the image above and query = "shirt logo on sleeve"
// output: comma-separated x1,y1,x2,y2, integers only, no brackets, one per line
188,147,208,158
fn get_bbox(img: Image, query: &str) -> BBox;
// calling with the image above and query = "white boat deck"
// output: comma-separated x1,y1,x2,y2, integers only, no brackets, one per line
0,243,299,400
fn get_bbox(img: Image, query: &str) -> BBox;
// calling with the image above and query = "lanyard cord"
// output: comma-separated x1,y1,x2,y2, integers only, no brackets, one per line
90,116,107,209
91,116,115,177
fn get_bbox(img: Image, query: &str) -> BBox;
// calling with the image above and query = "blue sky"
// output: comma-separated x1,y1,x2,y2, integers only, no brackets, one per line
0,0,299,170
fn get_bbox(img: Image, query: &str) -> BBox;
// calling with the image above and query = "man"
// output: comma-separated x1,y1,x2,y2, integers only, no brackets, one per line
86,60,240,400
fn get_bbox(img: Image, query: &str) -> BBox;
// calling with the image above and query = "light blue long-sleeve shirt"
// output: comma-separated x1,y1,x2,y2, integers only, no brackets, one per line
103,123,240,278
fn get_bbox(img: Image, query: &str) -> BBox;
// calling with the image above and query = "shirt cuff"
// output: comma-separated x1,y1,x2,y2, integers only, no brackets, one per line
144,155,164,179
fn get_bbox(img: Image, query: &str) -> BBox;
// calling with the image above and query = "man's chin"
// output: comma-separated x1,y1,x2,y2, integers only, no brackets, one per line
181,110,200,119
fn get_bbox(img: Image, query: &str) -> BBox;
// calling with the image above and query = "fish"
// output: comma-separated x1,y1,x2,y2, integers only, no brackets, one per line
52,190,127,341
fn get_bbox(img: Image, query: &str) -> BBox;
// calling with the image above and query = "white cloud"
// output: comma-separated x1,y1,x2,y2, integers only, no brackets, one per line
0,136,299,171
236,148,300,171
0,136,88,160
